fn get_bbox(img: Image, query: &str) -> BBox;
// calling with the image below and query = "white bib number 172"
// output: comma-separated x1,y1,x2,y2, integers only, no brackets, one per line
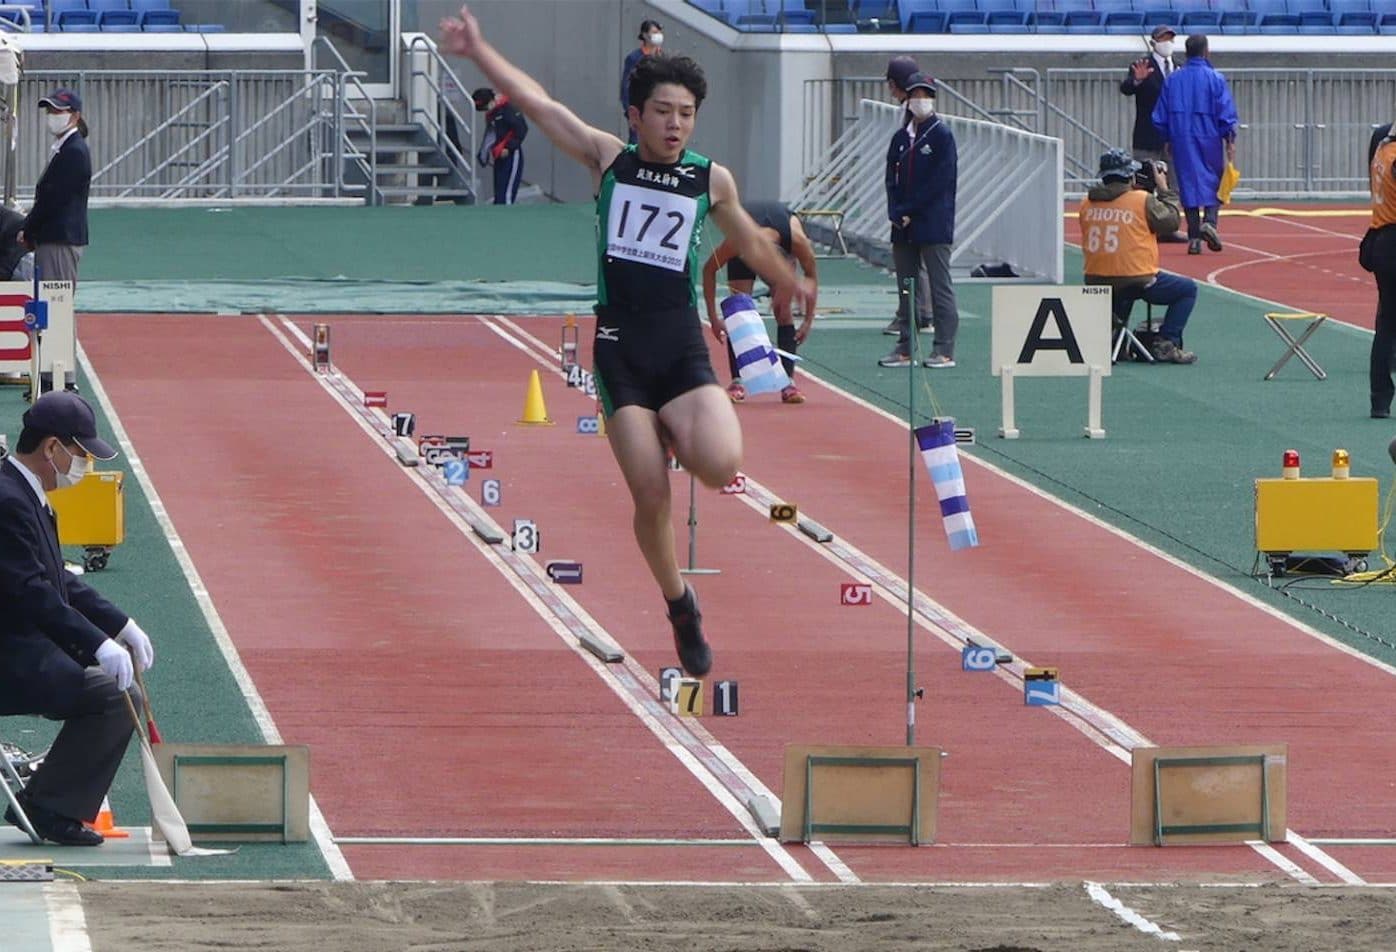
606,183,698,273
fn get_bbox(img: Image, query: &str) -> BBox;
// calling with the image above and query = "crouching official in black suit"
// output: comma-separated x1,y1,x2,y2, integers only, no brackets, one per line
1,392,153,846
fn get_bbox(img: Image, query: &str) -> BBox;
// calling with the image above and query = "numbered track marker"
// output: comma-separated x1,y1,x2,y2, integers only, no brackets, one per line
443,458,469,486
671,678,703,717
719,473,747,495
658,666,682,703
566,364,584,388
392,412,416,437
769,502,798,523
545,560,583,584
466,450,493,469
363,390,388,408
713,680,739,716
961,646,997,671
840,582,873,606
512,519,539,553
481,478,502,507
576,415,600,434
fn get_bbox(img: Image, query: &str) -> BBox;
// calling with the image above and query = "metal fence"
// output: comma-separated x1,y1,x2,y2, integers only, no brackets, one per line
794,99,1063,283
806,69,1396,197
6,69,346,201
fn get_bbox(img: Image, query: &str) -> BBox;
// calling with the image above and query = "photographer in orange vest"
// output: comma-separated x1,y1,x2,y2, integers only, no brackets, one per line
1078,149,1199,364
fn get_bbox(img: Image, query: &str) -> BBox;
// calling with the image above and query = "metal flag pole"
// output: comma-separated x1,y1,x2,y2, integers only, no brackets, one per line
904,275,919,747
680,472,720,576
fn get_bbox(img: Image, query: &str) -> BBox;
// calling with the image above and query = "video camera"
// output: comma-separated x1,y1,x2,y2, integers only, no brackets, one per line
1134,158,1166,192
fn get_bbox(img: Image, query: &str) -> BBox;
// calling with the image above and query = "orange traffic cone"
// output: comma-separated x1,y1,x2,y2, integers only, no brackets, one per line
517,369,554,426
85,795,130,839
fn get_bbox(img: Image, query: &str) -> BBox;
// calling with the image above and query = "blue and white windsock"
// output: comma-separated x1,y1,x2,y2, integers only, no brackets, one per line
721,293,790,395
914,421,980,551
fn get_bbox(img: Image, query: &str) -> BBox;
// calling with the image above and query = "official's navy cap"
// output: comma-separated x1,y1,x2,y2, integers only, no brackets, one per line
1151,24,1176,40
37,88,81,112
21,391,116,460
903,72,937,96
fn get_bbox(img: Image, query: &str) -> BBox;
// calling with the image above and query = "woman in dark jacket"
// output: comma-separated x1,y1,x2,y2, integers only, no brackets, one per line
19,88,90,292
879,73,961,369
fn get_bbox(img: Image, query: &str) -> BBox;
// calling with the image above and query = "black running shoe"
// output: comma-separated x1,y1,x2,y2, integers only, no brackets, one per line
667,587,712,676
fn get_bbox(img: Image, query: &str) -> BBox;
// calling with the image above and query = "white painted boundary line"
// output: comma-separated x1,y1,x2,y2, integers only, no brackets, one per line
334,837,760,847
260,316,817,885
44,881,92,952
1288,831,1365,885
1248,841,1320,885
76,343,353,883
1084,881,1182,941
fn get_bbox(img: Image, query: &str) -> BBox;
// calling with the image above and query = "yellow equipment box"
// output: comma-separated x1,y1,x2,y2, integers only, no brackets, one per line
49,470,124,570
1254,477,1378,555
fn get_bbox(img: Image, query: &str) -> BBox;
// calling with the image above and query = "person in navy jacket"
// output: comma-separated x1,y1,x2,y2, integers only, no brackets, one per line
18,89,90,291
879,73,961,369
472,87,528,204
1,392,154,846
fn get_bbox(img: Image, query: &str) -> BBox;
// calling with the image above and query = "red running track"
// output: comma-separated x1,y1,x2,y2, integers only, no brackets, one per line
80,308,1396,884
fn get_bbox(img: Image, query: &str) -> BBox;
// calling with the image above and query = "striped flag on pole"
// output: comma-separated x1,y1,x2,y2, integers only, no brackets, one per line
914,421,979,551
721,293,790,395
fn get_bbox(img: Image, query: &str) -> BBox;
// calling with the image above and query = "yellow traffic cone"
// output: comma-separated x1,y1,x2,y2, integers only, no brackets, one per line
85,796,130,839
517,369,554,426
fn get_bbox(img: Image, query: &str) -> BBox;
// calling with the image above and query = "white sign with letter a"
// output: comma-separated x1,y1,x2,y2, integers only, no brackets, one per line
990,285,1112,440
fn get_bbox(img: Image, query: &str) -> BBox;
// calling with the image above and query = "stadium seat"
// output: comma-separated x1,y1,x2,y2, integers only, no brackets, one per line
1284,0,1328,13
689,0,726,19
851,0,899,29
775,0,817,30
1218,9,1259,32
1297,9,1337,29
935,0,978,13
1136,7,1175,27
978,0,1016,12
1180,9,1223,28
1248,0,1288,15
140,9,180,30
1027,9,1067,31
908,9,950,29
1336,9,1378,29
946,9,990,29
1063,9,1105,30
1257,11,1302,30
57,10,99,30
99,9,138,29
728,0,777,28
1053,0,1093,11
1330,0,1373,14
984,9,1031,30
1103,10,1147,32
88,0,130,11
1380,10,1396,31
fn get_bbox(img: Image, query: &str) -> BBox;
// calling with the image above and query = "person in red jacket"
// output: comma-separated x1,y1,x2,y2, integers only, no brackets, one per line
472,87,527,204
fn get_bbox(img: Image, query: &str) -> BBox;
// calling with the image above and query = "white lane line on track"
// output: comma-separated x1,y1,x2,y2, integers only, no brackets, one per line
45,881,92,952
333,837,763,846
1288,830,1366,885
449,314,1353,886
76,342,354,883
260,315,817,885
1084,881,1182,942
1248,842,1320,885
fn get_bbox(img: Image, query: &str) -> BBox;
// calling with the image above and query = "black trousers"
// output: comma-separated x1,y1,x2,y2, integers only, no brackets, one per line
21,669,140,823
1370,262,1396,414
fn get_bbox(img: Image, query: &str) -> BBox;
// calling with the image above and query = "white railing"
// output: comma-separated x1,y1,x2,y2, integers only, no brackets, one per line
793,99,1063,283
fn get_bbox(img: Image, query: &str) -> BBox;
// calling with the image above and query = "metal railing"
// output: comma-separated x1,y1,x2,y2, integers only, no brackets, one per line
403,33,476,202
808,68,1396,197
12,69,345,200
794,99,1063,283
311,35,379,204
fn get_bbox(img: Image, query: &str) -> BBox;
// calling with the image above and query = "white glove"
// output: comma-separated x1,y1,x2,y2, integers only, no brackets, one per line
116,618,154,671
95,639,133,691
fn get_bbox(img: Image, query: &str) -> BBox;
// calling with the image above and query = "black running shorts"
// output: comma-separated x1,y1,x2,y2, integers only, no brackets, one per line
592,304,718,416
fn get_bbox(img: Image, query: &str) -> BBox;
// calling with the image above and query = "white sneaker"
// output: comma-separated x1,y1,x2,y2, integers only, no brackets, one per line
923,354,956,369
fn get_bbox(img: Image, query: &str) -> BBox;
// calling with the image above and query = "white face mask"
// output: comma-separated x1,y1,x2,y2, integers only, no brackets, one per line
45,112,71,137
49,444,90,490
907,99,935,121
1154,40,1174,58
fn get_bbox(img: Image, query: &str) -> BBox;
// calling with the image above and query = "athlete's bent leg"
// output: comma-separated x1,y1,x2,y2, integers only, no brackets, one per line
660,385,742,490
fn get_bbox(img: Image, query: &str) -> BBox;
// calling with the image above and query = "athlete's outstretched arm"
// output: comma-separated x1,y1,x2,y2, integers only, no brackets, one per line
440,5,621,181
787,215,819,341
707,166,814,319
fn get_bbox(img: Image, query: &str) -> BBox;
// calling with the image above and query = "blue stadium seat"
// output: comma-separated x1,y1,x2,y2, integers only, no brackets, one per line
1053,0,1093,11
1094,0,1133,13
897,0,934,29
775,0,816,30
1284,0,1328,13
49,0,88,14
908,9,950,29
985,9,1031,30
1257,11,1302,29
1297,9,1336,28
1171,0,1211,12
1248,0,1287,14
948,10,993,29
1379,10,1396,29
978,0,1016,11
728,0,777,28
57,10,99,30
851,0,899,27
1180,9,1223,27
88,0,130,11
1103,10,1147,31
1336,9,1378,28
140,9,180,30
99,9,139,28
1028,9,1068,30
1063,8,1105,29
1218,9,1259,31
1136,7,1175,27
935,0,978,13
1329,0,1372,14
688,0,726,19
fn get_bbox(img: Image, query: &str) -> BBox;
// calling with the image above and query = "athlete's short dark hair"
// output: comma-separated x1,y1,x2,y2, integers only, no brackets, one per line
628,55,707,113
1185,33,1207,58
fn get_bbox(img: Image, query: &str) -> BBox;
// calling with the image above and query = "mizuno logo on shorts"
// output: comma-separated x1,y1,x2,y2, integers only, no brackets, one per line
597,325,620,342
